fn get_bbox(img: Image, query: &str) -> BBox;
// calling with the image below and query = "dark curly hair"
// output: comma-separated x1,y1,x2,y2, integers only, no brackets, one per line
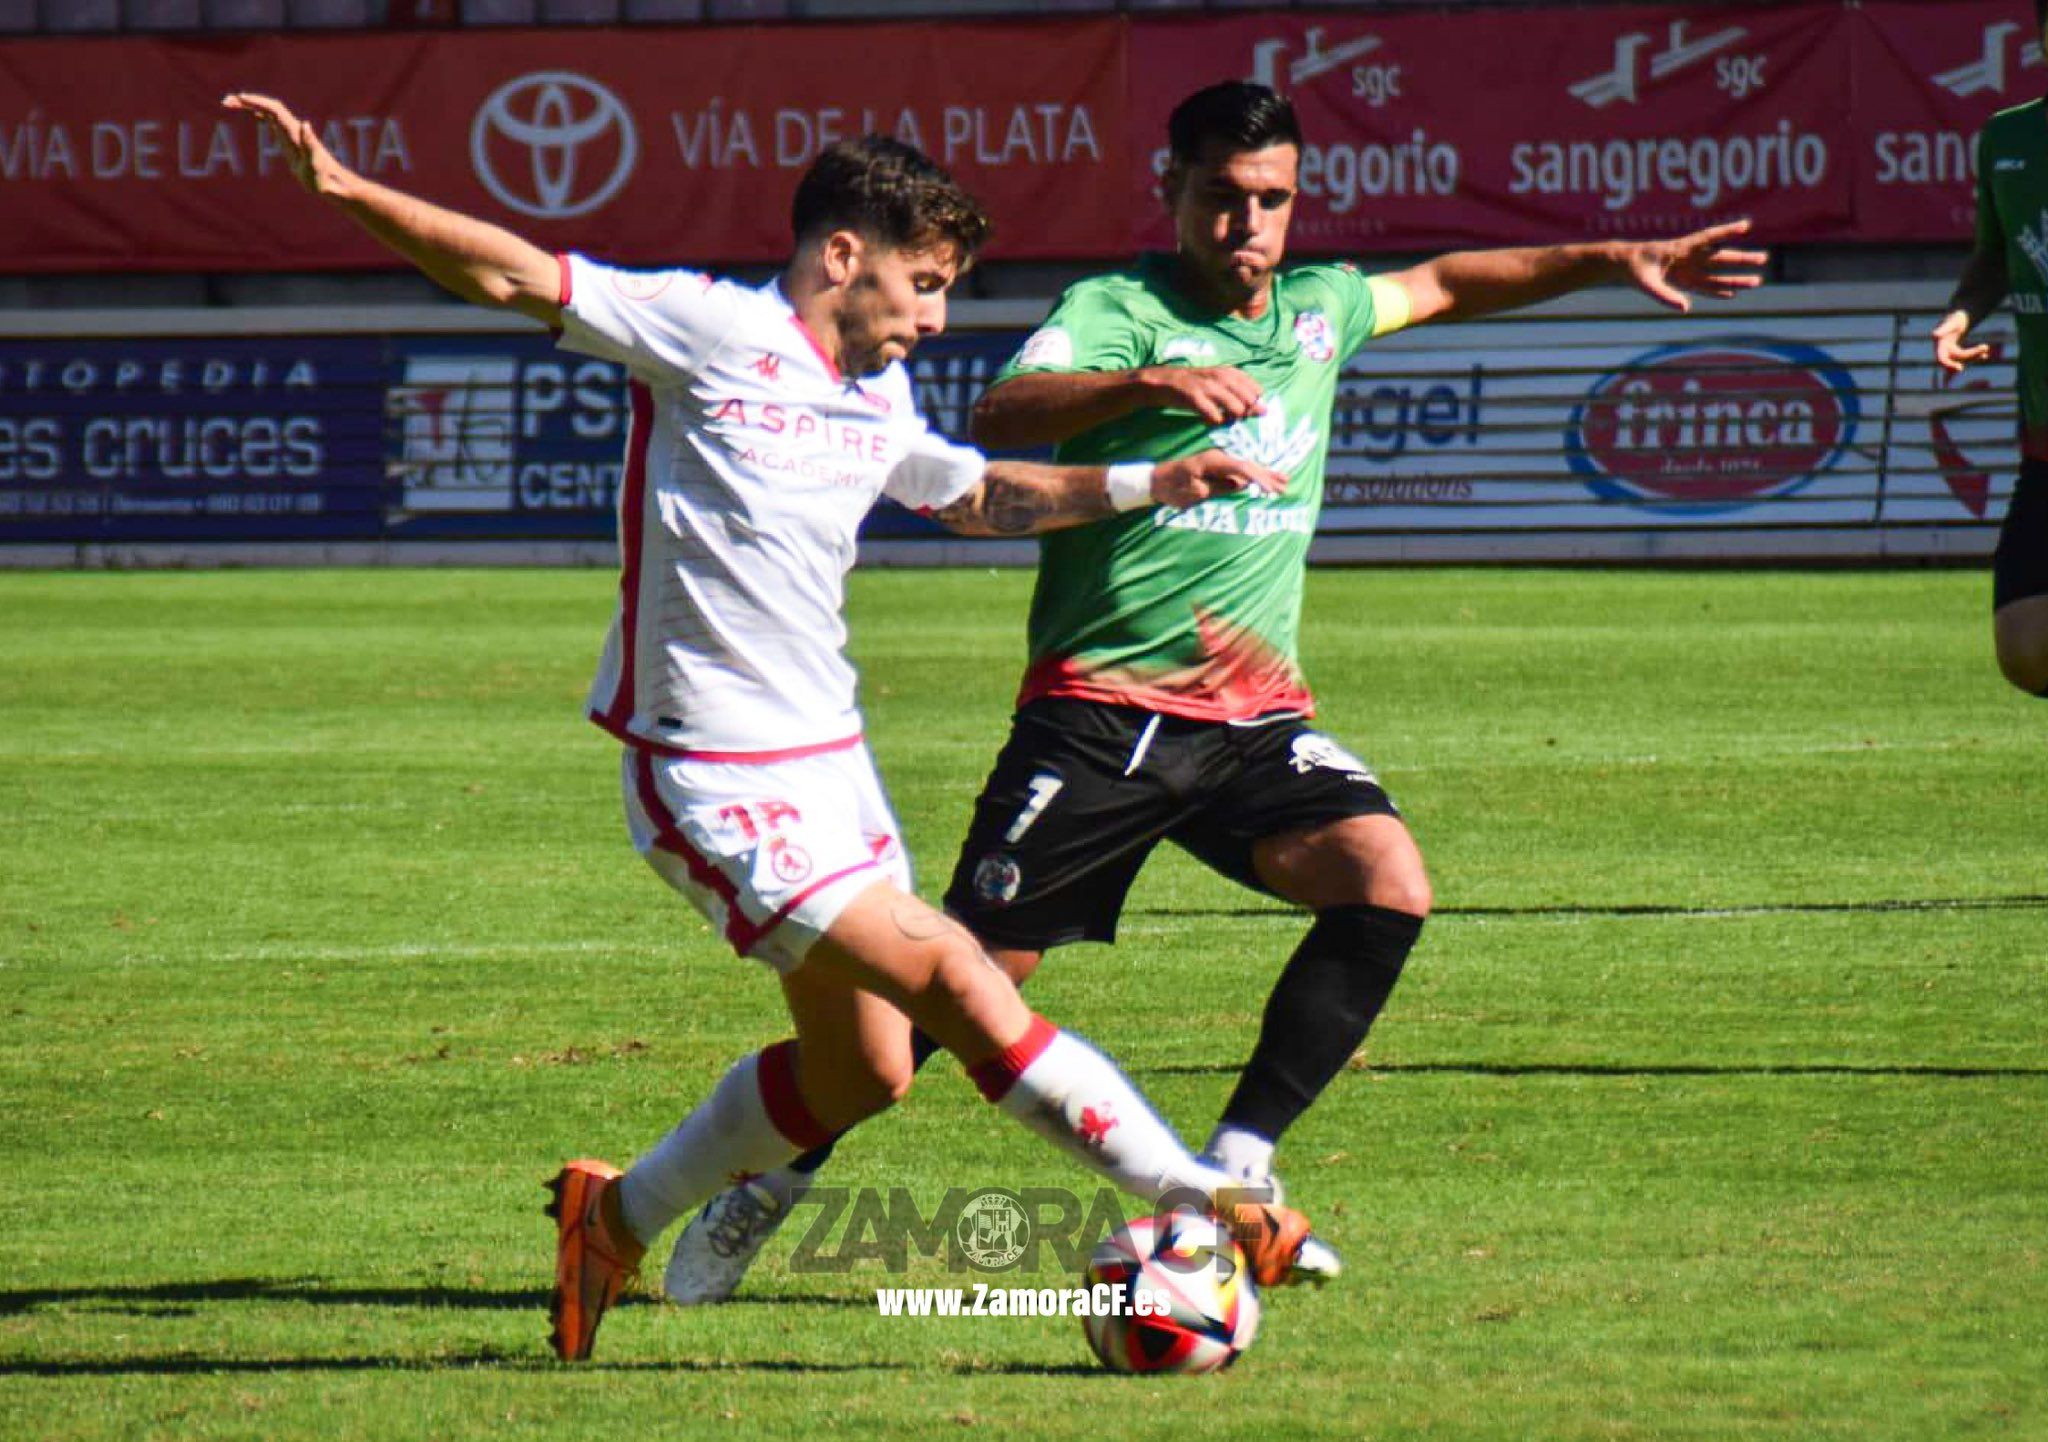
790,137,992,262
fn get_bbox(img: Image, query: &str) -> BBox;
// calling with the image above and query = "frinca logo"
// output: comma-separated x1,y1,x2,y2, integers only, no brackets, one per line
2018,212,2048,288
1934,22,2045,99
1570,21,1746,108
1215,396,1318,476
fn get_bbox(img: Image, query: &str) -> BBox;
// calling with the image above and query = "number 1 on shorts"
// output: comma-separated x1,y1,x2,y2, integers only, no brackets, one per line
1003,773,1065,844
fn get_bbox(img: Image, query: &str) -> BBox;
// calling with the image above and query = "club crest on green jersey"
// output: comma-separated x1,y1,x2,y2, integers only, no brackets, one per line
1293,310,1337,364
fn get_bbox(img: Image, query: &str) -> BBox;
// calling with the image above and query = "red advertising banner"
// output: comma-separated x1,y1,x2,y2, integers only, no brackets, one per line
1131,5,1853,256
0,21,1127,273
0,5,2012,275
1854,1,2040,243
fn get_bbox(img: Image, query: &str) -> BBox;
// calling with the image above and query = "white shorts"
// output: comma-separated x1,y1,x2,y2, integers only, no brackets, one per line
621,743,913,972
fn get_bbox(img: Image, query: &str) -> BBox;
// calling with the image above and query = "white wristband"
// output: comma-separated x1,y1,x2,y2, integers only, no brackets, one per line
1105,462,1154,512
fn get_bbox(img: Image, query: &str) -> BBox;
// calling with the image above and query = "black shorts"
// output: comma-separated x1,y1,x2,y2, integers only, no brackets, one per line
1994,458,2048,611
942,698,1401,951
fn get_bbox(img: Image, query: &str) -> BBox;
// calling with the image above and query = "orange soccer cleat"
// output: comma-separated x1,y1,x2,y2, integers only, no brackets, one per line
543,1159,646,1361
1224,1199,1315,1289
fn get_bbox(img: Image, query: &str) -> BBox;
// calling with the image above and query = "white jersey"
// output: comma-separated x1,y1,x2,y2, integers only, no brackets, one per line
556,254,986,758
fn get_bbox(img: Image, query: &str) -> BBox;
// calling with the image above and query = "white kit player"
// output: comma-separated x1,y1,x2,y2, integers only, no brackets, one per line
227,94,1315,1361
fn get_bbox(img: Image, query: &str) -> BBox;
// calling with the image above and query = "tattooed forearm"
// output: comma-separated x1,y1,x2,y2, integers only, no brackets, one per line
931,462,1117,537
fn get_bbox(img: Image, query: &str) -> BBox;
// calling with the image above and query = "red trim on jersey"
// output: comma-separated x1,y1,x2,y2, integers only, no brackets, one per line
969,1013,1059,1103
594,383,655,739
555,252,573,308
594,726,867,764
788,314,842,382
1016,654,1316,725
757,1039,834,1150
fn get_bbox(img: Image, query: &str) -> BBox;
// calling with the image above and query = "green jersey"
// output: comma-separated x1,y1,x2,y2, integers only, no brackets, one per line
1974,99,2048,448
1001,253,1409,720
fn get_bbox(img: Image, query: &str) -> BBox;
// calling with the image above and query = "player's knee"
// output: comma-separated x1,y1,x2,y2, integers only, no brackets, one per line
922,934,1003,1012
1995,640,2048,695
909,936,1023,1055
838,1055,917,1120
1994,604,2048,694
1348,847,1430,917
866,1055,917,1110
1369,869,1432,919
1268,825,1432,915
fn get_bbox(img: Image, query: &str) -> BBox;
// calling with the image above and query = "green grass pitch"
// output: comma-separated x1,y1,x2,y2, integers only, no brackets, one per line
1,565,2042,1440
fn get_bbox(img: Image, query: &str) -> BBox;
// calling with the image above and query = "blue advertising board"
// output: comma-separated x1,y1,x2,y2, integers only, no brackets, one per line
0,337,387,542
383,334,628,541
0,326,1022,547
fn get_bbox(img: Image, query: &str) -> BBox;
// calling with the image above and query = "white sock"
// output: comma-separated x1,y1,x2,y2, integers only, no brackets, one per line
970,1015,1232,1207
749,1164,814,1210
617,1042,828,1245
1203,1124,1276,1183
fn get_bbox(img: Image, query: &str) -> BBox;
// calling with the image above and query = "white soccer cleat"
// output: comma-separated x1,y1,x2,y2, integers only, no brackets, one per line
1289,1231,1343,1286
660,1180,787,1305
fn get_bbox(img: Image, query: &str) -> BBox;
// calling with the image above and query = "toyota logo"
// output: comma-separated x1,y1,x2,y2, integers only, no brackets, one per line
470,71,638,220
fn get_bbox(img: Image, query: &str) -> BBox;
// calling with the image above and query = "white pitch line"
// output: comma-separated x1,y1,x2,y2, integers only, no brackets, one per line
213,939,629,964
1383,735,2006,775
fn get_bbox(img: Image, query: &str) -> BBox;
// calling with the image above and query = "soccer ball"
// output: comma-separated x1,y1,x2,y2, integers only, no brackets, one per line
1080,1213,1260,1374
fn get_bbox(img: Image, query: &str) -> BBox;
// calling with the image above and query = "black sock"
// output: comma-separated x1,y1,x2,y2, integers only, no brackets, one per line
1219,903,1425,1144
786,1026,944,1174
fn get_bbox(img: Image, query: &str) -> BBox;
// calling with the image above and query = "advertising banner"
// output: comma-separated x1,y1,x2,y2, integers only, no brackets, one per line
0,336,385,541
0,21,1126,273
1319,313,1893,532
1880,311,2020,526
1130,5,1852,253
0,5,2020,270
1854,1,2043,243
386,335,626,540
0,296,2009,552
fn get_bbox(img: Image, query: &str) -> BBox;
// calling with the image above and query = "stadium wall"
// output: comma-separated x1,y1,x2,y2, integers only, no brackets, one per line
0,282,2011,568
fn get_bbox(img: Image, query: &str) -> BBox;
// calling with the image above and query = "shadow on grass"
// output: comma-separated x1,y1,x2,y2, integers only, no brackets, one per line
1142,1061,2048,1079
1129,893,2048,921
0,1280,874,1319
1,1281,943,1377
949,1361,1117,1377
0,1280,545,1317
0,1354,895,1377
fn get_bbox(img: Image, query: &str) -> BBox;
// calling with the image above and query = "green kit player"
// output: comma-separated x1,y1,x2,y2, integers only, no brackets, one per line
1933,0,2048,698
663,81,1765,1304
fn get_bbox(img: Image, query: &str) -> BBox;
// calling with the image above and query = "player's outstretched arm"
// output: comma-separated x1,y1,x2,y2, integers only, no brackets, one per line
222,93,561,326
1933,243,2008,374
1389,219,1768,327
970,365,1265,452
931,450,1286,537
